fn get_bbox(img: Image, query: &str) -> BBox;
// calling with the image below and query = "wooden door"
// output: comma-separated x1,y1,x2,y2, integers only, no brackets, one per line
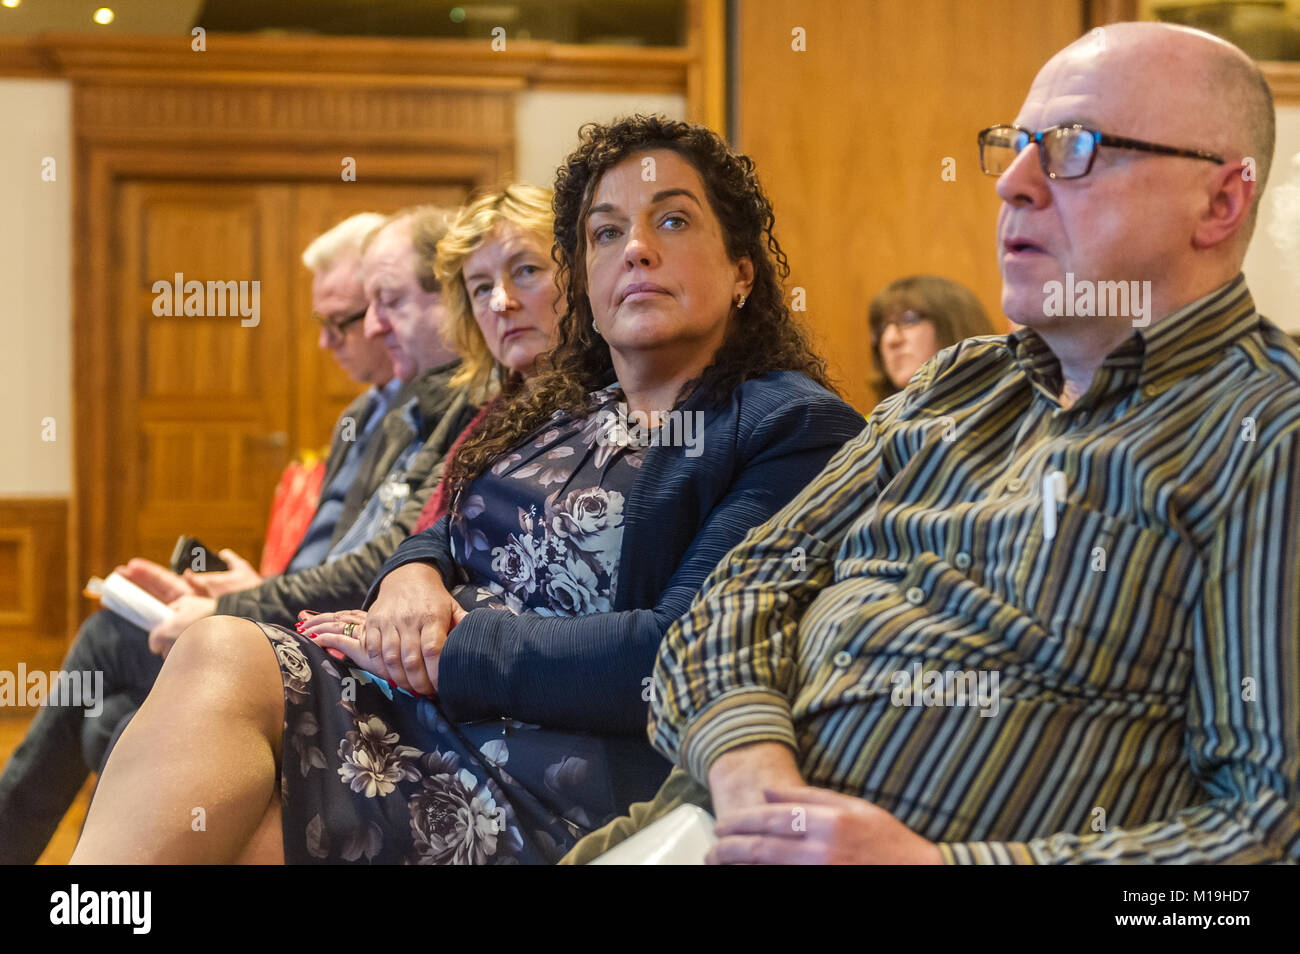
117,181,295,567
109,178,469,573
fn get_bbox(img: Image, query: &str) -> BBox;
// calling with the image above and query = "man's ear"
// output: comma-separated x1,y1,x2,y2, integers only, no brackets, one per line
1193,160,1256,250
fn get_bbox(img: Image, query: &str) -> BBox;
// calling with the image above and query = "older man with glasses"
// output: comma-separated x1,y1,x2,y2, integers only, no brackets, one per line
566,21,1300,865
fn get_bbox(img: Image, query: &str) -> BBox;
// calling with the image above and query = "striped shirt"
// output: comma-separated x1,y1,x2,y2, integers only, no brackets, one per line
649,275,1300,863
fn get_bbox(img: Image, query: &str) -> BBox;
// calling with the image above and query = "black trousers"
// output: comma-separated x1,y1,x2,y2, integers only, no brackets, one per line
0,610,162,864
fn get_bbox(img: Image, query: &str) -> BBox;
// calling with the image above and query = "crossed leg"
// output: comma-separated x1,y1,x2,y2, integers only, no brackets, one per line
71,616,286,864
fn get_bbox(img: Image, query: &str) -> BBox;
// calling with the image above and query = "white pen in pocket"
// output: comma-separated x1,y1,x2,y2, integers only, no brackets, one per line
1041,470,1067,541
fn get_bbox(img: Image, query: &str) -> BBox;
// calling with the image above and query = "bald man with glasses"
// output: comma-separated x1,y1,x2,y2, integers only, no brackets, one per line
566,22,1300,865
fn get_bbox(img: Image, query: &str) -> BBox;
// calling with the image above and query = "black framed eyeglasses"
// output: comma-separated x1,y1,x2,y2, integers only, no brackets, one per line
977,123,1225,180
311,308,367,341
871,309,931,346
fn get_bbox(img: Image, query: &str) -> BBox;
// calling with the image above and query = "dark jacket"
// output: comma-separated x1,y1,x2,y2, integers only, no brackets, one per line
331,366,447,550
218,361,476,626
280,388,384,569
366,370,866,735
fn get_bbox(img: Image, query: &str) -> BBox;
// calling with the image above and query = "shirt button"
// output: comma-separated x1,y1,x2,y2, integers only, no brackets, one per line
905,586,925,605
832,650,853,669
954,551,972,570
1006,478,1024,493
1143,384,1160,398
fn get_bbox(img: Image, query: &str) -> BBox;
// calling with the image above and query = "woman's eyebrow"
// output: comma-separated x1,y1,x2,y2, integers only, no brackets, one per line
588,188,701,217
650,188,700,206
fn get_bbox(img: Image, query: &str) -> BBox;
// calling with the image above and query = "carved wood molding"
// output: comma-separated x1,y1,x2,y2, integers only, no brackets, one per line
74,83,515,148
0,33,692,94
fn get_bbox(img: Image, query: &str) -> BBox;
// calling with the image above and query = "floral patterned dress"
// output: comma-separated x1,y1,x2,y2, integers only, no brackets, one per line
255,386,663,864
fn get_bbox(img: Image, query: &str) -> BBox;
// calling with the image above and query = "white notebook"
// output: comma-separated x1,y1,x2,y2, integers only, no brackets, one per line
587,804,716,865
86,573,175,632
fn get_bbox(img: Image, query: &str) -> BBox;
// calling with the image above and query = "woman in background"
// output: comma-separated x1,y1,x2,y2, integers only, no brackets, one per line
868,274,995,396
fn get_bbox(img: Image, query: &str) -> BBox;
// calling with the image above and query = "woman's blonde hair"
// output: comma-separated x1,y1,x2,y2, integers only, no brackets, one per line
434,183,556,403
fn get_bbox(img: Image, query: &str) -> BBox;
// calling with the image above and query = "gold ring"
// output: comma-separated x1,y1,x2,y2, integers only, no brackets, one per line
343,622,356,638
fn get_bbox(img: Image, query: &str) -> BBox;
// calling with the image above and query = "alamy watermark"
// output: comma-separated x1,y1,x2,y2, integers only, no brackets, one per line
595,402,705,458
1043,272,1151,328
151,272,260,327
50,884,150,934
0,665,103,717
890,662,1000,718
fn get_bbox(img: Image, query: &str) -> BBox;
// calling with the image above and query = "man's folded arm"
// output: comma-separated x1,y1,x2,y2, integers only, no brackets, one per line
649,411,895,784
943,428,1300,864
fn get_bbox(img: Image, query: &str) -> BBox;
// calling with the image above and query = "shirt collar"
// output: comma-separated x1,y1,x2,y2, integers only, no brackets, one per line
368,376,401,413
1004,274,1260,407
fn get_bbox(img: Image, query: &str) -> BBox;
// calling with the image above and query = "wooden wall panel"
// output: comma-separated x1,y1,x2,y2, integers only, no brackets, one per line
737,0,1085,412
0,499,70,698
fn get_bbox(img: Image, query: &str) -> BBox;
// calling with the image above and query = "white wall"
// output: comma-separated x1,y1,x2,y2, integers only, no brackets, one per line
1245,104,1300,334
513,90,688,190
0,79,72,496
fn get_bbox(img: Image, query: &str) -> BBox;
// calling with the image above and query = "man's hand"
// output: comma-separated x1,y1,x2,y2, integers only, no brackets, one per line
116,558,196,603
182,549,263,597
358,562,467,696
708,785,944,865
147,595,217,658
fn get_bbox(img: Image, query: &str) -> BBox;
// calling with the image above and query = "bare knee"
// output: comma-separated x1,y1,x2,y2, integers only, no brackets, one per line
160,616,285,754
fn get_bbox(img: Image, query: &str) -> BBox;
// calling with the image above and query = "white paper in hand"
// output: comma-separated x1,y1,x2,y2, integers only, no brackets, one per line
587,804,716,865
91,573,176,632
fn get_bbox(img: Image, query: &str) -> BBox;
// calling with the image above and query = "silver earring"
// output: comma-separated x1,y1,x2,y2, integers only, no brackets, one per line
592,318,603,338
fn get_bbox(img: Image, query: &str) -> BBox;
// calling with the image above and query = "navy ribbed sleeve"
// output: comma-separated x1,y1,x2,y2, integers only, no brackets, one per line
364,374,865,734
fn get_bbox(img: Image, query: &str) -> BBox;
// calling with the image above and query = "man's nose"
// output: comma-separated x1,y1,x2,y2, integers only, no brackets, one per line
363,302,386,337
317,324,334,350
995,140,1051,208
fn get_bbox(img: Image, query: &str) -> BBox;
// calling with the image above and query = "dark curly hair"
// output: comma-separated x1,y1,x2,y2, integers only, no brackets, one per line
444,114,834,494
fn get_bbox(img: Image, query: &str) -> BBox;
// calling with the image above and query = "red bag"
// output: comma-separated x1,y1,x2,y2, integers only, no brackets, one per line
259,453,326,576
